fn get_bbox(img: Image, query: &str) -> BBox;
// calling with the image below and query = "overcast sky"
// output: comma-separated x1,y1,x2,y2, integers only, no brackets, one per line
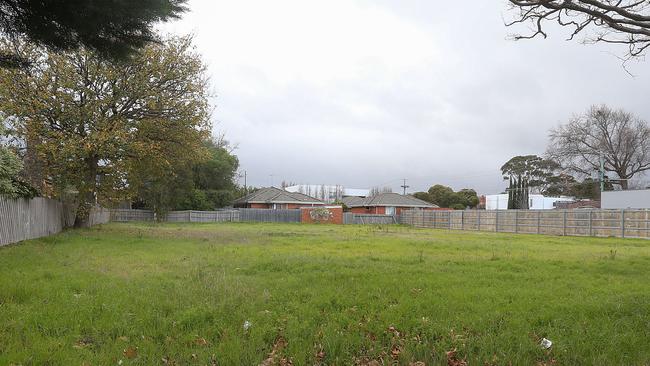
162,0,650,194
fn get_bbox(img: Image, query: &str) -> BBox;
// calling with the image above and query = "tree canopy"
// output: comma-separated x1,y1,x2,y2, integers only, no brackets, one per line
500,155,561,194
0,0,187,67
0,124,37,198
0,36,211,225
506,0,650,59
547,105,650,190
136,137,241,213
414,185,479,209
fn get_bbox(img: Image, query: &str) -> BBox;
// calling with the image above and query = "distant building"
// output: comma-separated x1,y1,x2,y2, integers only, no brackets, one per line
602,189,650,209
484,194,574,210
285,184,369,203
342,192,439,216
233,187,324,209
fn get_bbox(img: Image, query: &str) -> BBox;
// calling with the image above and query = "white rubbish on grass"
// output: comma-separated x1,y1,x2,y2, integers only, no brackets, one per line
243,320,252,331
540,338,553,349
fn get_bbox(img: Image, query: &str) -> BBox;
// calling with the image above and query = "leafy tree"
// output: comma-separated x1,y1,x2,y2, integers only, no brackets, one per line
412,191,431,203
507,176,530,209
193,139,239,193
133,136,240,214
501,155,561,194
569,178,605,200
547,105,650,190
0,36,211,225
456,189,480,208
414,185,480,209
506,0,650,59
427,185,456,208
0,125,35,197
0,0,187,67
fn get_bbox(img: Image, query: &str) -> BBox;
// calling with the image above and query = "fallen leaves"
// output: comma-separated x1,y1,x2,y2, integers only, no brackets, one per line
123,346,138,359
446,348,467,366
194,337,209,346
259,336,293,366
73,337,94,349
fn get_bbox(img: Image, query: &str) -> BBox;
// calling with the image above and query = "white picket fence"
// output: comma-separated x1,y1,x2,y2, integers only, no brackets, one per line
0,196,110,246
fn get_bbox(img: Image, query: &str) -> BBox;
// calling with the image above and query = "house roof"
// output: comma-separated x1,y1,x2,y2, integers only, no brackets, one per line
342,193,439,208
233,187,324,205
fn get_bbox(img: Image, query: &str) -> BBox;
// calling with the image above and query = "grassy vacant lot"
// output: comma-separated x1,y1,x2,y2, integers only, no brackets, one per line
1,223,649,365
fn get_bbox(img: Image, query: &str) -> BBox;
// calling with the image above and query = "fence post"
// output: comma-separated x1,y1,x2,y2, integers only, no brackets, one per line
588,210,593,237
515,210,519,233
563,210,567,236
495,210,499,232
477,210,481,231
621,209,626,238
433,210,437,228
448,211,452,230
460,211,464,231
537,210,541,234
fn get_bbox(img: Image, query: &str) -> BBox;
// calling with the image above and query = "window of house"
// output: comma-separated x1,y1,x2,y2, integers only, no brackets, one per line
385,206,396,215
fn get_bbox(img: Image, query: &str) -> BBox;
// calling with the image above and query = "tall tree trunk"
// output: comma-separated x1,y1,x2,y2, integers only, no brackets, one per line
74,156,98,227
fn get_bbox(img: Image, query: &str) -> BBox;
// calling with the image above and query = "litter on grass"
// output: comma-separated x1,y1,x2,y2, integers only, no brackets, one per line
540,338,553,349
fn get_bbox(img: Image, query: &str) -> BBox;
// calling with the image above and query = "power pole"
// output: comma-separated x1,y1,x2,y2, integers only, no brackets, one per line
244,170,247,194
599,155,605,192
400,178,410,195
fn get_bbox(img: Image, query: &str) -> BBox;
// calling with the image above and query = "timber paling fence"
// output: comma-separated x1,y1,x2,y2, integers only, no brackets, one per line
111,209,391,225
400,209,650,239
344,213,397,225
0,196,109,246
110,208,301,223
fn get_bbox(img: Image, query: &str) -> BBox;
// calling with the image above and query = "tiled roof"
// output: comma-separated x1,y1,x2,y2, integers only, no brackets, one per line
342,192,438,208
234,187,324,205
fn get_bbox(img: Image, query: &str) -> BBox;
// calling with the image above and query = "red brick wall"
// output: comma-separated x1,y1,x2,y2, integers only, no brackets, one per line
349,207,370,214
249,203,271,209
301,206,343,224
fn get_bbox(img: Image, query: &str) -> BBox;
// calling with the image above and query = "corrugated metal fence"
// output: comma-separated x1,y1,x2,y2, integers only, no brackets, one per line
401,209,650,239
0,196,110,246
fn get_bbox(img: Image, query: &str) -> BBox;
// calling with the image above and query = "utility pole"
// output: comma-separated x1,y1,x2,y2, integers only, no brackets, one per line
244,170,247,194
599,155,605,192
400,178,410,195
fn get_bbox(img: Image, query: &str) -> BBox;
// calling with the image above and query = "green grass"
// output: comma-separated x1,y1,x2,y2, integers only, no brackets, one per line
1,223,649,365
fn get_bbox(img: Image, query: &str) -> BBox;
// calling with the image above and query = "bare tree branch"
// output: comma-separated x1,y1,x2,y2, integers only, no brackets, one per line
507,0,650,59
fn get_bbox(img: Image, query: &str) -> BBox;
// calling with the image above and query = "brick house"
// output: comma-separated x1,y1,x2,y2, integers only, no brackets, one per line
233,187,325,209
342,192,439,215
